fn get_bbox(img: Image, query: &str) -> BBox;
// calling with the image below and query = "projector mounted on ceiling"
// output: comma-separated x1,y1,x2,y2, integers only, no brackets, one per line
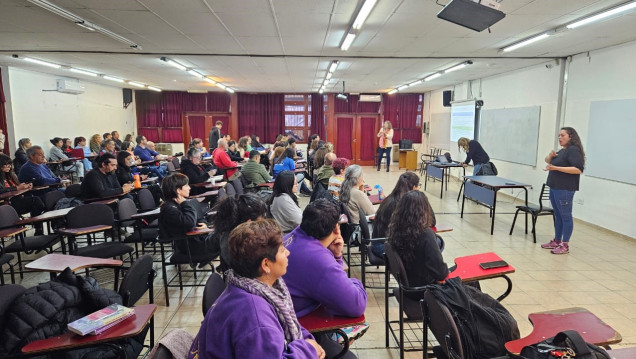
336,81,348,101
437,0,506,32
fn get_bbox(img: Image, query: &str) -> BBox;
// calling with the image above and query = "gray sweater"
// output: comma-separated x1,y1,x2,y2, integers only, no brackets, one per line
270,194,302,233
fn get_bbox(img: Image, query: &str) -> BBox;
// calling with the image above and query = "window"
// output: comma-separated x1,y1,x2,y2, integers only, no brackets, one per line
283,94,311,142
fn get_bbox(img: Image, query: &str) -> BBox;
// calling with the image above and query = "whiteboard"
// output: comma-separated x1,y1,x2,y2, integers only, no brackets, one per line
479,106,541,166
586,99,636,185
430,112,450,149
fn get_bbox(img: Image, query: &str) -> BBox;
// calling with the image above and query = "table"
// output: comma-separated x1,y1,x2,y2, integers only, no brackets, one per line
188,190,219,200
447,252,515,301
461,176,531,235
22,304,157,357
505,307,622,356
26,253,123,280
424,162,465,198
430,222,453,233
299,306,365,359
16,207,73,225
398,149,418,171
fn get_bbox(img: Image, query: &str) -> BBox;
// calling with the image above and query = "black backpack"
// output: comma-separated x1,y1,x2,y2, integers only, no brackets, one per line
519,330,610,359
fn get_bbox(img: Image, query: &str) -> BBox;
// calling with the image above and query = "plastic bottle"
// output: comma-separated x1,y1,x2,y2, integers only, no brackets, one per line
133,173,142,189
374,184,384,200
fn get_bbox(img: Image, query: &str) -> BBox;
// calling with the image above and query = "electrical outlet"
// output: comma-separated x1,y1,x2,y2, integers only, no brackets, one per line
576,198,584,205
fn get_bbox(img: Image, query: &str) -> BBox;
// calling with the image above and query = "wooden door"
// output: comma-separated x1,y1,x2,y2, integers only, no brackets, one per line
182,112,231,150
335,114,380,164
335,115,354,160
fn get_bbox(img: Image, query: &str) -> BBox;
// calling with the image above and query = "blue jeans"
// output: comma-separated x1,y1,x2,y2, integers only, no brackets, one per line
377,147,391,169
549,189,575,242
473,163,483,175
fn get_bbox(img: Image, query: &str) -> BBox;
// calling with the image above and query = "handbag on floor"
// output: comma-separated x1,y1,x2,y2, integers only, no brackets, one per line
519,330,610,359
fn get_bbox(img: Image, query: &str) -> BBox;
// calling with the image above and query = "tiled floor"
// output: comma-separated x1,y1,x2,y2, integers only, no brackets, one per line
10,165,636,358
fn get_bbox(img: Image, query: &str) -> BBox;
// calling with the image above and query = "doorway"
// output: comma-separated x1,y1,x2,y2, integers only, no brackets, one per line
334,114,380,166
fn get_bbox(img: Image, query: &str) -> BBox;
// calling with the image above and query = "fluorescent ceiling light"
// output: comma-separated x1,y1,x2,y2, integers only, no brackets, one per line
398,85,409,91
329,60,339,73
187,70,204,79
502,33,550,52
23,57,61,69
445,63,467,73
147,86,162,92
319,89,324,94
388,89,398,95
352,0,378,30
160,57,187,71
128,81,145,88
204,77,217,85
409,80,423,87
216,83,226,90
567,1,636,29
326,72,333,80
103,76,124,83
69,68,98,77
75,22,95,31
424,73,442,81
26,0,83,22
226,87,235,94
340,33,356,51
323,79,330,86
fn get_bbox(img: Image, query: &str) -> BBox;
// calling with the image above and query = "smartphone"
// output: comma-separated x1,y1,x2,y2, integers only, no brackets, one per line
480,260,508,270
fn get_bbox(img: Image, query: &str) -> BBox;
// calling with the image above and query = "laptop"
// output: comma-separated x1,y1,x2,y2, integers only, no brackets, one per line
436,155,449,164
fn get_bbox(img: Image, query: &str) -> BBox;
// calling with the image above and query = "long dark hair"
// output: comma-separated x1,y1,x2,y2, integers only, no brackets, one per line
251,134,262,148
116,151,131,170
561,127,586,168
374,172,420,238
212,193,268,234
388,191,435,264
267,170,298,206
276,148,294,164
0,154,19,185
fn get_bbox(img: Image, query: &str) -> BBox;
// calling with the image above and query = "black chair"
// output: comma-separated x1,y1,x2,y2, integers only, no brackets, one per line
117,199,159,258
216,187,226,198
421,290,465,359
230,178,244,195
165,162,177,175
65,183,82,198
0,205,62,279
171,157,181,171
0,244,16,285
384,243,428,359
119,254,156,347
44,190,65,211
509,183,554,243
138,188,159,216
361,236,387,289
202,273,226,316
341,205,360,277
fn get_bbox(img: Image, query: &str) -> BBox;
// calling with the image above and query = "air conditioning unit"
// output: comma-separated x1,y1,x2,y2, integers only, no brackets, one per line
359,94,381,102
56,79,85,94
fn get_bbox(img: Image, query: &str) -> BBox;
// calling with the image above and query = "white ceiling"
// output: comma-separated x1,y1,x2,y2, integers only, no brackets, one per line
1,0,635,93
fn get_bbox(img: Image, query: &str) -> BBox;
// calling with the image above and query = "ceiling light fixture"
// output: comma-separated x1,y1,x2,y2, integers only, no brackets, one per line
69,68,98,77
160,57,187,71
567,1,636,29
216,83,226,90
319,88,324,94
398,85,409,91
103,76,124,83
409,80,423,87
22,56,61,69
329,60,339,73
315,60,339,93
387,60,473,93
424,73,442,82
502,33,551,52
26,0,141,49
225,87,235,94
352,0,378,30
147,86,162,92
204,77,217,85
388,89,398,95
340,33,356,51
326,72,333,80
444,60,473,73
187,69,204,79
128,81,146,88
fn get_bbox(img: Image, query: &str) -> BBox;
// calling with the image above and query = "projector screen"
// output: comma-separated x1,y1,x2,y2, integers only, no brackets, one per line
450,100,476,141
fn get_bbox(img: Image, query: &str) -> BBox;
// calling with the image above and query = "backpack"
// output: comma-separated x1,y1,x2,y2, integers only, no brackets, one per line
519,330,611,359
476,161,498,176
428,277,520,359
54,197,84,210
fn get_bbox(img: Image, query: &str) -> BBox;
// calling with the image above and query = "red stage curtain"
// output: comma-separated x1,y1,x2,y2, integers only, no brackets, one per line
207,92,231,112
237,93,284,142
334,94,360,113
310,94,325,140
162,128,183,143
188,115,206,142
187,93,207,112
0,69,8,154
336,117,354,160
162,92,187,127
358,101,380,113
359,116,376,161
138,128,160,142
398,94,422,142
135,91,162,127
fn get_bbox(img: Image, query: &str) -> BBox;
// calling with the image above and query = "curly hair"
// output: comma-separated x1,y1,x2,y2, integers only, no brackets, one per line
388,191,434,264
229,219,282,278
332,158,350,175
561,127,586,168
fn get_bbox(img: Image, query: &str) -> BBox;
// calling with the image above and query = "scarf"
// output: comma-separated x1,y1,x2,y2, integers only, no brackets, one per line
226,269,302,343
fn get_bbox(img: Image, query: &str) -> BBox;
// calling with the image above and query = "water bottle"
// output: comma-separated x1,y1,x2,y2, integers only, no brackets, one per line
133,173,141,189
374,184,384,200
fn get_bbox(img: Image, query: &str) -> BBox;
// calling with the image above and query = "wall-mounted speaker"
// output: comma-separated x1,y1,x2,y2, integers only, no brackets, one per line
443,90,452,107
123,88,133,109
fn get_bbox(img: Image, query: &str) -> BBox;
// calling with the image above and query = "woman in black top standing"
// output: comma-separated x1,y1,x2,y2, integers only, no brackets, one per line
458,137,490,175
541,127,585,255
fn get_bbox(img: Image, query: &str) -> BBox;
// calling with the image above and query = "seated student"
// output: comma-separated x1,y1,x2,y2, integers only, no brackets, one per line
237,136,250,158
99,139,117,155
81,153,133,199
339,165,375,225
269,145,286,171
134,135,168,179
180,148,217,195
267,171,302,233
62,138,73,155
18,145,62,197
190,138,211,158
74,136,94,171
213,193,268,269
287,137,302,159
327,157,349,200
316,153,336,188
0,154,46,234
312,144,330,170
241,150,271,185
111,130,123,151
371,172,437,257
89,134,102,154
103,132,113,142
388,191,448,299
212,139,239,180
115,151,144,186
159,173,219,267
226,140,245,162
189,219,325,359
273,148,311,196
121,140,142,166
282,199,365,359
49,137,85,181
13,138,31,174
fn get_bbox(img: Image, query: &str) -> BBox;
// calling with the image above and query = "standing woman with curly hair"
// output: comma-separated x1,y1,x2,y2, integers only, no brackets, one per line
388,191,448,299
541,127,585,255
